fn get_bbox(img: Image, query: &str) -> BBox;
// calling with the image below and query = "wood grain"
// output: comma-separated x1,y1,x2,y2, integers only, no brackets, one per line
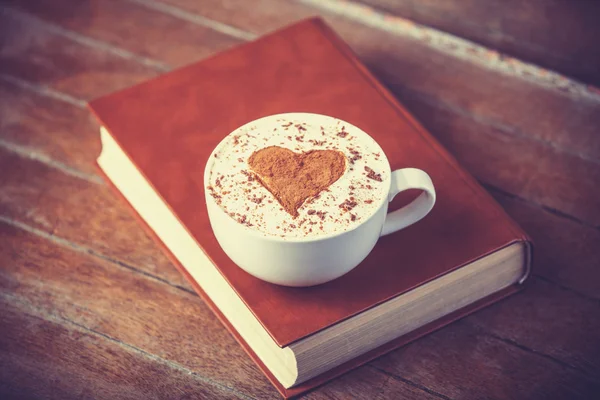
355,0,600,86
467,278,600,378
304,367,445,400
0,296,244,400
0,78,101,176
401,95,600,225
0,8,159,99
0,148,190,289
3,0,243,68
492,190,600,300
371,319,600,400
155,0,317,35
1,220,597,400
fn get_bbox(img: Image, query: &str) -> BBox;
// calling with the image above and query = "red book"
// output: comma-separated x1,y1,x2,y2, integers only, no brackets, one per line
88,18,532,398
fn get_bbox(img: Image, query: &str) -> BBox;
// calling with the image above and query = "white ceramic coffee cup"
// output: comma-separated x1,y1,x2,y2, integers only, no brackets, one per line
204,113,436,287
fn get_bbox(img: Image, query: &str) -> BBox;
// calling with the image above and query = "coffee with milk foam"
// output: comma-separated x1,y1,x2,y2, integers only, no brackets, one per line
207,116,388,239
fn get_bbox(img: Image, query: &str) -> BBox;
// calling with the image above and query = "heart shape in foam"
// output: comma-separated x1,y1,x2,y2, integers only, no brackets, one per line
248,146,346,217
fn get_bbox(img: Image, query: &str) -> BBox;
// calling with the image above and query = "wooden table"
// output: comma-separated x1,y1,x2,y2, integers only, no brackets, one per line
1,1,599,399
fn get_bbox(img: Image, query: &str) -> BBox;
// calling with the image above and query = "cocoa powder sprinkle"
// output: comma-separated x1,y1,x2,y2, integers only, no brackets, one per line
316,211,327,221
348,147,362,164
365,166,383,182
240,170,255,182
339,198,358,212
249,195,264,204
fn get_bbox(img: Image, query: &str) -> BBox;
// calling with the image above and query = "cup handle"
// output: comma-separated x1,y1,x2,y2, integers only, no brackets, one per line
380,168,436,236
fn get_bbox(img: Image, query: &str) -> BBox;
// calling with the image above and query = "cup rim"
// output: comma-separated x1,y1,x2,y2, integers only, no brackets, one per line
204,112,391,243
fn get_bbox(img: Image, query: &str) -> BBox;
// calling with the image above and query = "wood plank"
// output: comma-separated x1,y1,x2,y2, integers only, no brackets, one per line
0,221,279,399
355,0,600,86
0,8,160,99
3,0,243,68
0,148,190,289
491,190,600,300
304,367,444,400
2,220,597,400
401,95,600,225
466,278,600,378
371,319,600,400
0,296,244,400
0,79,101,176
151,0,315,35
